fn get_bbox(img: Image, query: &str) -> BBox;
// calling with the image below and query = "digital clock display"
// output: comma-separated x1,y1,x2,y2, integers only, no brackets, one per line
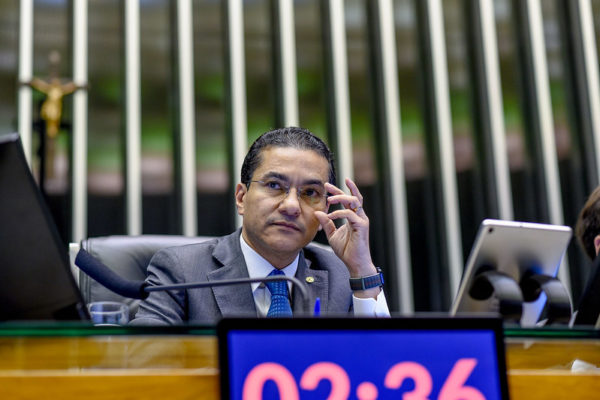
218,318,508,400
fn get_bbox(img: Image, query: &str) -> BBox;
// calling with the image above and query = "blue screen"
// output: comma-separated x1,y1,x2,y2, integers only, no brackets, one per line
227,329,503,400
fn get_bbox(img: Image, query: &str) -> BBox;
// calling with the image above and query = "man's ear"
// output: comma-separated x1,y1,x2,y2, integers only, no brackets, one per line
594,234,600,257
235,183,247,216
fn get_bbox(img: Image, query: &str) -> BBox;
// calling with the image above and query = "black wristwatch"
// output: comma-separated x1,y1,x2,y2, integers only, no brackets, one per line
349,267,384,291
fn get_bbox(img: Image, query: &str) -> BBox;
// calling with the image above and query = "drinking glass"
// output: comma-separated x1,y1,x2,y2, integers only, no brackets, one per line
87,301,129,326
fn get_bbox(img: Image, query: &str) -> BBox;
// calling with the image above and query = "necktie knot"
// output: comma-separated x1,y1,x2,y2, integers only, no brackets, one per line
266,269,287,296
266,269,293,317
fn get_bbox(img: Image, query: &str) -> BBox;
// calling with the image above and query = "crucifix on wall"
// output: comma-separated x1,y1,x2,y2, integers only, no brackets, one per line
20,50,87,192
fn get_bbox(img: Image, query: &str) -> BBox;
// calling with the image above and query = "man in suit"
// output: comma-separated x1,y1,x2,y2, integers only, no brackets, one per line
132,127,389,325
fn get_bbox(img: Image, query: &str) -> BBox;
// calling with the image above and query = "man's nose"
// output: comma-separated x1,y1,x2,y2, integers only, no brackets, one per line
279,187,302,215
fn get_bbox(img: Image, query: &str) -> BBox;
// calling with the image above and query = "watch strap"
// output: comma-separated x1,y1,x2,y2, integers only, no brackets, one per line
349,267,384,291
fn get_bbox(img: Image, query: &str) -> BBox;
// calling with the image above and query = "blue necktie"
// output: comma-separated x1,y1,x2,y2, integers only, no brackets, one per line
266,269,293,317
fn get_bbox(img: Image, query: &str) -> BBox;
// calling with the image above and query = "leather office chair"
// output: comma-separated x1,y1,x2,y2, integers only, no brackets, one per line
72,235,213,319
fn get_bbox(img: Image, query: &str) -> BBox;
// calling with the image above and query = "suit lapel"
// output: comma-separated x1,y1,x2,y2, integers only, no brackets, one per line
208,232,330,317
207,231,257,317
293,251,329,315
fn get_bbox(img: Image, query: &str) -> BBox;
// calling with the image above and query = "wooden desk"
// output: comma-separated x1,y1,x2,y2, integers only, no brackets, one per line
505,337,600,399
0,325,598,399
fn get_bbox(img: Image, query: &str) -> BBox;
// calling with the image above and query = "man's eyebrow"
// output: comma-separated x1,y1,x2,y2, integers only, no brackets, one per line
302,178,326,186
261,172,288,181
260,172,325,186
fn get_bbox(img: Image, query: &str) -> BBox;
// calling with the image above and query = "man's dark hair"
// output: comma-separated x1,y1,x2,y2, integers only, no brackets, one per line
240,127,336,186
576,186,600,260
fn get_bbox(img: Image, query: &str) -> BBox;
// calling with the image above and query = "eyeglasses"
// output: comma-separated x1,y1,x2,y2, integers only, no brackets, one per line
248,179,328,208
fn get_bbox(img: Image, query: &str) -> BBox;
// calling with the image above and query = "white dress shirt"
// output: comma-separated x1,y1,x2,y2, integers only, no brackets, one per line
240,235,390,317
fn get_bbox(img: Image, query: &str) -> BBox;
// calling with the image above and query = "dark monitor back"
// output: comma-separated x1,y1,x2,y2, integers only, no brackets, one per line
0,133,88,321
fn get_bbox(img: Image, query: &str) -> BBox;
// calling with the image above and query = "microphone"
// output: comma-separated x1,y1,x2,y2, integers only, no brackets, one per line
75,248,149,299
74,248,311,314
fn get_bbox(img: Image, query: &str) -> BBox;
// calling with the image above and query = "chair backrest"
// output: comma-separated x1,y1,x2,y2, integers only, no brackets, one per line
76,235,213,319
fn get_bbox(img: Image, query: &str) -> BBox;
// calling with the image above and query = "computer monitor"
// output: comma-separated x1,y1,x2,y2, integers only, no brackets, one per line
450,219,572,327
218,317,509,400
0,133,88,321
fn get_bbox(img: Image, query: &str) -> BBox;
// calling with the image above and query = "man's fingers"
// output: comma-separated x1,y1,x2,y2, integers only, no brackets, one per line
314,211,336,238
327,194,360,208
326,195,365,216
325,208,365,224
345,178,364,205
324,182,345,196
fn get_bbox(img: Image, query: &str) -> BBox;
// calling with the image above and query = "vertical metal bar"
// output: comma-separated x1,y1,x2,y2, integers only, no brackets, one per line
72,0,88,243
556,0,599,190
18,0,33,165
477,0,513,220
368,0,414,312
425,0,464,298
125,0,142,235
273,0,299,127
177,0,197,236
524,0,570,289
321,0,353,183
224,0,248,228
578,0,600,184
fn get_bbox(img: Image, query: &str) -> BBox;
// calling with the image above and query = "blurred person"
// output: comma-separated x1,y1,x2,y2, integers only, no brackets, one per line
575,186,600,260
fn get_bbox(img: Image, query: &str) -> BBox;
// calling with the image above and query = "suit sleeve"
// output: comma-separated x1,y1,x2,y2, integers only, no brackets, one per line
130,248,188,325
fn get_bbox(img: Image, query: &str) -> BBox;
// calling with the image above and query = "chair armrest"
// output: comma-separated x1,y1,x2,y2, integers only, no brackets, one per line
68,242,81,284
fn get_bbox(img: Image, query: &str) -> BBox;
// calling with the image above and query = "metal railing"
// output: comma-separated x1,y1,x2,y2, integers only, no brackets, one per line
18,0,600,311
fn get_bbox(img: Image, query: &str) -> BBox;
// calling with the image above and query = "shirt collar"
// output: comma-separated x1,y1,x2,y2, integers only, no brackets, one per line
240,234,299,292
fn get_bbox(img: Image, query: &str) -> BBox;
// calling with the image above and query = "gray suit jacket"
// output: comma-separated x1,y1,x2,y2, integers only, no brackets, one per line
132,230,353,325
